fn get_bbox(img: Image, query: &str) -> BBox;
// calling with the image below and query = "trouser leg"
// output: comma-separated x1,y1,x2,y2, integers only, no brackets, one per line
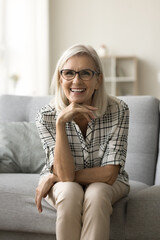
80,181,129,240
45,182,84,240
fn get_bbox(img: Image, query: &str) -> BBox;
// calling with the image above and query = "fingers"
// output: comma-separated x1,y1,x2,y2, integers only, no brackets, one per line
74,103,98,113
72,103,98,121
35,189,43,213
82,105,98,111
57,102,98,124
35,176,54,213
82,110,96,122
78,106,97,122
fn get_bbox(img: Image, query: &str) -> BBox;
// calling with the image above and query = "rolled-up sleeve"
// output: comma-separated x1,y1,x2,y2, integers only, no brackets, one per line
35,105,56,175
101,101,129,174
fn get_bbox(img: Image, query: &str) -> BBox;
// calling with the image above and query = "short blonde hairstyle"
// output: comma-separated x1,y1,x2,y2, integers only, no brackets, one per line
50,44,108,117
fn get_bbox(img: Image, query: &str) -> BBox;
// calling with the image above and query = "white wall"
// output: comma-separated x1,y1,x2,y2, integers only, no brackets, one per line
50,0,160,98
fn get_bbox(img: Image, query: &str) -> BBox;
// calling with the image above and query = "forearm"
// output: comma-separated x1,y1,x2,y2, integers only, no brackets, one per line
54,121,75,182
75,165,120,185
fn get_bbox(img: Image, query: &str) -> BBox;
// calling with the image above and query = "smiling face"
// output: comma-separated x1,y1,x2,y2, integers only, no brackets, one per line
59,54,102,105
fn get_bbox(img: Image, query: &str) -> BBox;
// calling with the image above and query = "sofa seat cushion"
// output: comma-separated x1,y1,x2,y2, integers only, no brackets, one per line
0,174,150,238
0,173,129,239
126,185,160,240
0,174,56,235
108,179,149,240
128,180,150,197
110,195,129,240
0,231,56,240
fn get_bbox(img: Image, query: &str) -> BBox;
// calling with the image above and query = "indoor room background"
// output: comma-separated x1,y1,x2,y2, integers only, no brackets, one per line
0,0,160,99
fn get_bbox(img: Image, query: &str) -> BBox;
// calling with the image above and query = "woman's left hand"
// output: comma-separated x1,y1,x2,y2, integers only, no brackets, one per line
35,174,56,213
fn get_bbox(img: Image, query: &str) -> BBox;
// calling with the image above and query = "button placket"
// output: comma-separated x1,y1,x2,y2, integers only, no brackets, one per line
73,121,94,168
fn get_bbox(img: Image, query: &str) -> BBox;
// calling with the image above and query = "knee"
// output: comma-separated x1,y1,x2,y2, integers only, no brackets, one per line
54,182,84,208
84,183,112,210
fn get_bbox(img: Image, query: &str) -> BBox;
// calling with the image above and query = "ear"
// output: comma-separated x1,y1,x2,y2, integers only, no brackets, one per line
95,73,102,90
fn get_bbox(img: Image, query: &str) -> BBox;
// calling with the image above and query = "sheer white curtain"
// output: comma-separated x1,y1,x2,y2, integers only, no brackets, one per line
0,0,7,94
0,0,49,96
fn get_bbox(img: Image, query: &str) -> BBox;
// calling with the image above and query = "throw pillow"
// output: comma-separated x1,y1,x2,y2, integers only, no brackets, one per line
0,122,45,173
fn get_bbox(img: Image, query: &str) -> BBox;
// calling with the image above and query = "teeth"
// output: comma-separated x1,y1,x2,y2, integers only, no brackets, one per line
71,88,85,92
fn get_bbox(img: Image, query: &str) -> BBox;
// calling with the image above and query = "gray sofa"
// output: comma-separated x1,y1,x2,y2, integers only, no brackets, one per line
0,94,160,240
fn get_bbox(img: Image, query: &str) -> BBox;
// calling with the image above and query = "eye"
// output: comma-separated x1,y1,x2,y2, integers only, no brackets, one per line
80,70,92,77
79,69,93,80
80,70,90,76
63,70,75,77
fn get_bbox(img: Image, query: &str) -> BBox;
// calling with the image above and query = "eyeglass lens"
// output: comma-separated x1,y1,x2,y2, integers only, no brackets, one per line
61,69,94,80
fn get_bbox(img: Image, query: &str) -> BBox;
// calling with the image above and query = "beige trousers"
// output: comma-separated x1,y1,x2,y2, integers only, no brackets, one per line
45,180,129,240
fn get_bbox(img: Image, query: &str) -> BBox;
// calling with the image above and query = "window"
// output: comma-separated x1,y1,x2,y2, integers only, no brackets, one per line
0,0,49,96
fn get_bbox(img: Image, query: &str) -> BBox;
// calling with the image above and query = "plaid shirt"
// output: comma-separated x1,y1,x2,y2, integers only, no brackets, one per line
35,97,129,185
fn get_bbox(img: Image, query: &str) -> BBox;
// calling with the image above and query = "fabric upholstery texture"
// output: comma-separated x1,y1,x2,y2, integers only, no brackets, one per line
155,128,160,184
121,96,159,185
0,122,45,173
126,185,160,240
0,174,56,234
0,95,52,122
0,232,56,240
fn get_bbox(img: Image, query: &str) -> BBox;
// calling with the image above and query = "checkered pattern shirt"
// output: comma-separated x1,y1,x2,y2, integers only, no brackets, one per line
35,97,129,185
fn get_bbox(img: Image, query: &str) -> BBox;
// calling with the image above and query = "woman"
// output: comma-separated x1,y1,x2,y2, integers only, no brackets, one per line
35,44,130,240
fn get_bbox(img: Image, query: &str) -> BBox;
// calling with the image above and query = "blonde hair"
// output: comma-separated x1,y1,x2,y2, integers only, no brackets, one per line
50,44,108,117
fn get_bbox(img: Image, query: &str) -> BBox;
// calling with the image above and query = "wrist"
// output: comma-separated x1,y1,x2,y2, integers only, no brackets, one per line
48,173,57,184
56,116,66,127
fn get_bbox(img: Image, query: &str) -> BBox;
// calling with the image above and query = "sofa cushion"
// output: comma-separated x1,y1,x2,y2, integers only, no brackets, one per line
120,96,159,185
155,129,160,185
0,231,56,240
0,174,56,235
128,180,149,197
0,174,150,239
110,180,148,240
0,95,52,122
0,122,45,173
126,185,160,240
110,196,128,240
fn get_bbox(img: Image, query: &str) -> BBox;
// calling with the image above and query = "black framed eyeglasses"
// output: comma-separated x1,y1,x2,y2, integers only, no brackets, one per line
60,69,99,81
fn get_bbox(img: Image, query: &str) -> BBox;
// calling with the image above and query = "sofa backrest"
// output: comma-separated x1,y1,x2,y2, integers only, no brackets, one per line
0,94,159,185
155,115,160,185
120,96,159,186
0,95,52,122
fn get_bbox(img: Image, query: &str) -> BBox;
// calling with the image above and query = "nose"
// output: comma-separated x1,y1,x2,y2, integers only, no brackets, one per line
72,72,82,82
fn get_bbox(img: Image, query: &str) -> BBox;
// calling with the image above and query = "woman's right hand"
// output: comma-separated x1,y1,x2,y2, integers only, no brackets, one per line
35,174,57,213
57,102,98,124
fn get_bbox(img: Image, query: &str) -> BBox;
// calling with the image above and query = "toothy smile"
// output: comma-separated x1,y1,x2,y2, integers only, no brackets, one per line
70,88,86,92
